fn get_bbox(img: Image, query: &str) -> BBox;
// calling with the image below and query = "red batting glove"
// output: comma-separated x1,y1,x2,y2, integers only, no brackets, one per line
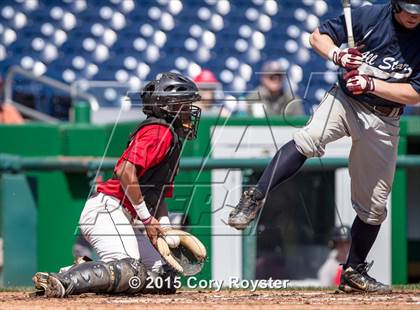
344,70,375,95
328,46,363,70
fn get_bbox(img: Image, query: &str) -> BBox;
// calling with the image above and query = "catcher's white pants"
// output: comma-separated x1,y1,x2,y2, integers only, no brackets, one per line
293,86,400,225
78,193,165,273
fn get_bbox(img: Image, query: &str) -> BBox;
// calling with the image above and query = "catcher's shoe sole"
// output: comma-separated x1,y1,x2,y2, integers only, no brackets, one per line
45,276,66,298
32,272,66,298
144,269,178,295
29,290,47,297
32,272,49,292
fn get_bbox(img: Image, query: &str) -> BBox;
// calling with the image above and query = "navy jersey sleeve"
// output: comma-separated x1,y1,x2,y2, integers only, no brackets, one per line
318,5,379,47
318,14,347,46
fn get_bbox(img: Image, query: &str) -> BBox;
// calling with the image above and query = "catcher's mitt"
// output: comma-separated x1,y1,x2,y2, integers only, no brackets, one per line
156,229,207,276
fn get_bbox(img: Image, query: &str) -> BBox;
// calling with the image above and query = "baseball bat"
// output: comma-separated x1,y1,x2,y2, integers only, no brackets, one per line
342,0,355,47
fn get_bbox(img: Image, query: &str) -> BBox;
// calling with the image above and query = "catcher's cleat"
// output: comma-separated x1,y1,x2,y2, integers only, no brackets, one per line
32,272,66,298
32,272,49,292
228,187,265,230
162,270,178,295
46,275,66,298
338,262,392,294
29,289,47,297
143,267,178,295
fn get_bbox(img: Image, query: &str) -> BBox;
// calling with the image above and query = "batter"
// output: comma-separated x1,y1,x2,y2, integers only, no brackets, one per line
229,0,420,293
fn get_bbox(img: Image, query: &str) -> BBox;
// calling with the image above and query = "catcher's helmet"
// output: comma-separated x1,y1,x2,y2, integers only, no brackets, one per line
392,0,420,14
141,72,201,140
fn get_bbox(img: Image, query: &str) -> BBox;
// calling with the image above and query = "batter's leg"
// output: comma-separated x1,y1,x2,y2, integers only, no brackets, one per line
344,215,380,270
256,140,307,195
339,108,399,293
347,114,399,226
228,87,350,230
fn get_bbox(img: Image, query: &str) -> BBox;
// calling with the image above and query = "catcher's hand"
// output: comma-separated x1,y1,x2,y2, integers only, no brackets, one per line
155,229,207,276
144,216,165,246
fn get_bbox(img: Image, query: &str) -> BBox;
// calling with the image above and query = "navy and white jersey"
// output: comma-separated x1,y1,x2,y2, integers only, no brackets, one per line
319,3,420,108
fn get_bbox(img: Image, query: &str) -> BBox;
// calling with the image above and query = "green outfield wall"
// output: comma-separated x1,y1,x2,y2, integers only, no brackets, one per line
0,116,420,286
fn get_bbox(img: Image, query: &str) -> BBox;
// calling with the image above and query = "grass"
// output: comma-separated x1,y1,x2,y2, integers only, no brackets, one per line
0,286,33,292
393,283,420,290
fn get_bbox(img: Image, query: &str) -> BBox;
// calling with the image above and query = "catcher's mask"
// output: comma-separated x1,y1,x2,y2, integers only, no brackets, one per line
141,72,202,140
392,0,420,14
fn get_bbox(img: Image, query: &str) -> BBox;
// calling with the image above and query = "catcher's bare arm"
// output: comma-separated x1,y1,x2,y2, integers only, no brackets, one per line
116,159,164,246
115,160,144,204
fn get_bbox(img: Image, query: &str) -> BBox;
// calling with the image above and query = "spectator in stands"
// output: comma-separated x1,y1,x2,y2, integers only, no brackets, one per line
194,69,230,116
247,60,304,117
317,226,351,287
0,78,24,124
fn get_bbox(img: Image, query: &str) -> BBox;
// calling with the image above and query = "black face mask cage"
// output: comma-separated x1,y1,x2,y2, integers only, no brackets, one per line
163,102,201,140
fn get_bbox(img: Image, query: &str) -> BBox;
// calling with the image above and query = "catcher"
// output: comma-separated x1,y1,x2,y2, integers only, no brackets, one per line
32,72,206,297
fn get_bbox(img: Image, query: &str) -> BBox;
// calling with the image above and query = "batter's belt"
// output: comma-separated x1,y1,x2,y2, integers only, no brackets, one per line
362,103,403,118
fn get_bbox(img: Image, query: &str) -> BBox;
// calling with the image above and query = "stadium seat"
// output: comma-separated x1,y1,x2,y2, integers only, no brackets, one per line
0,0,353,110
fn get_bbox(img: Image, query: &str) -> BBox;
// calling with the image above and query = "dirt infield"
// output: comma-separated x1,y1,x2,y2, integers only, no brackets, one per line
1,289,420,310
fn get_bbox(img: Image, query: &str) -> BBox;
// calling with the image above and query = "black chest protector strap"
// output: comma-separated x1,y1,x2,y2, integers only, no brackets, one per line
125,117,182,212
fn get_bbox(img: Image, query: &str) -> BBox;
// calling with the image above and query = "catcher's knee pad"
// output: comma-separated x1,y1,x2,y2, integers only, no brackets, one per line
53,258,147,296
293,129,325,158
112,257,148,294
